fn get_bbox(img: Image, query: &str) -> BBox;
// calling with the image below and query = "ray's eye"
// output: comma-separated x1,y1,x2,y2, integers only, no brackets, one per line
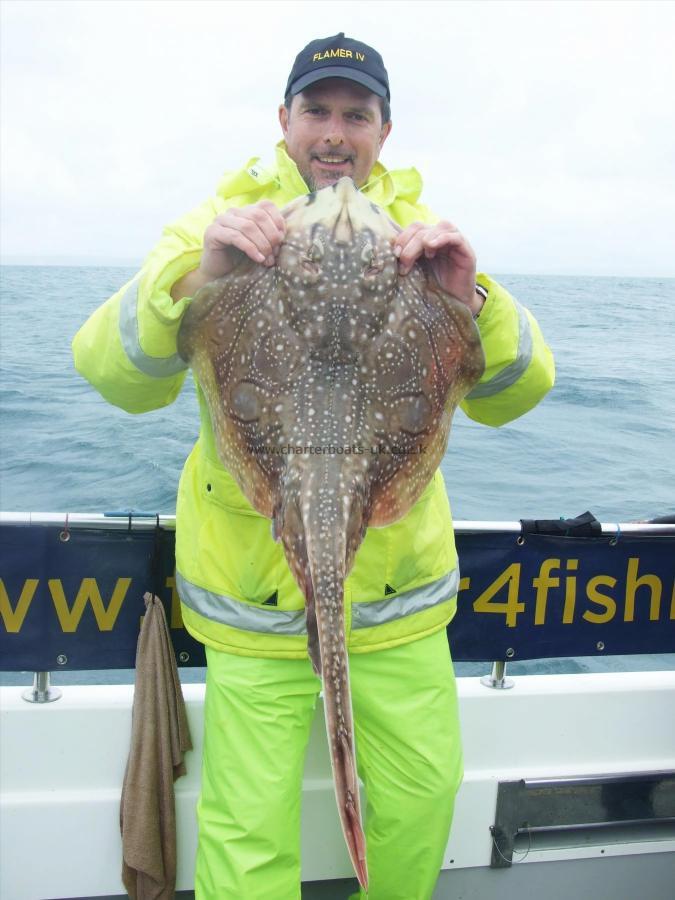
301,238,324,274
308,238,324,262
361,242,382,277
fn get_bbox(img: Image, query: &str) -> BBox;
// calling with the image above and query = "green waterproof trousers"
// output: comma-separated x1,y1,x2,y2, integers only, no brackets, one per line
195,629,463,900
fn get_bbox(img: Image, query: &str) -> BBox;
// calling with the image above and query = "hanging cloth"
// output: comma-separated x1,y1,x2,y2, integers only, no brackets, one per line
120,592,193,899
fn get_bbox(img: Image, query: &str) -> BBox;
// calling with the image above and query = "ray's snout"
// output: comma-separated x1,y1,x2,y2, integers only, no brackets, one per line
275,177,400,354
331,178,358,244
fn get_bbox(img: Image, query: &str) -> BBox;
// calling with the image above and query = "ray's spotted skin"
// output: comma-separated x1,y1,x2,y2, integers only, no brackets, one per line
177,178,485,889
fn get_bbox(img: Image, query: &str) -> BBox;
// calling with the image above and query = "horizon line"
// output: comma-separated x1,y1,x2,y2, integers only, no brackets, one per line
1,258,674,280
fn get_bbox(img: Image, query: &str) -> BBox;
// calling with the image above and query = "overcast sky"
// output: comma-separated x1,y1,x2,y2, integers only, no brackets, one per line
1,0,674,275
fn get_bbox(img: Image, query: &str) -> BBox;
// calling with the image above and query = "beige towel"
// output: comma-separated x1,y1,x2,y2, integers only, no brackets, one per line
120,592,193,900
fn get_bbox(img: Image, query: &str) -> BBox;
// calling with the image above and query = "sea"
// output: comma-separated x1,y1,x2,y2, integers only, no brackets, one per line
1,265,674,682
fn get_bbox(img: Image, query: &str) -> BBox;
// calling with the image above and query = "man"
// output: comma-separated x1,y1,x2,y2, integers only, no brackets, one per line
73,33,554,900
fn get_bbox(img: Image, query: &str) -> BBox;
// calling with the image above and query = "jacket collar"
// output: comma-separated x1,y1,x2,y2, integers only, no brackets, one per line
274,142,423,208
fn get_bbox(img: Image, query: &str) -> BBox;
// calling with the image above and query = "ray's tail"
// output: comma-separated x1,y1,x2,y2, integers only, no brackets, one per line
278,467,369,890
307,515,368,890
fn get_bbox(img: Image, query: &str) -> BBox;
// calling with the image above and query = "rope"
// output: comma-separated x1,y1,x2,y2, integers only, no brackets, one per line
490,824,532,864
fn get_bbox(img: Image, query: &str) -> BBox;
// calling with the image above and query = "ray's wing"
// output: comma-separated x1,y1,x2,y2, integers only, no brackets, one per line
364,268,486,527
177,263,305,518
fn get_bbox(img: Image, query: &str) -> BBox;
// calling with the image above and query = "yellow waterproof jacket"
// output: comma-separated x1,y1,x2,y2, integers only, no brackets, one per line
73,143,555,659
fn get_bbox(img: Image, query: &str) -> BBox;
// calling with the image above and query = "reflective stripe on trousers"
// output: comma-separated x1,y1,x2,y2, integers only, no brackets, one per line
176,567,460,634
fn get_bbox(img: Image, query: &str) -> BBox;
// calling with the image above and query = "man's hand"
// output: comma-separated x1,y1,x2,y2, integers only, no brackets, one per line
171,201,285,302
201,200,286,279
392,221,484,317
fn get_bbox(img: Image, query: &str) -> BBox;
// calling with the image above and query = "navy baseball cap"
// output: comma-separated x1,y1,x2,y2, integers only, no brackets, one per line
285,33,390,101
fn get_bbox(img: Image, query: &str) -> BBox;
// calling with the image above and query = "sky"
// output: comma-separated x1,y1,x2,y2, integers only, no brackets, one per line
1,0,674,275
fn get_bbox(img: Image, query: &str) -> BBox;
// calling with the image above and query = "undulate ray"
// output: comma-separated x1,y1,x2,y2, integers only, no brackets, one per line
177,177,485,889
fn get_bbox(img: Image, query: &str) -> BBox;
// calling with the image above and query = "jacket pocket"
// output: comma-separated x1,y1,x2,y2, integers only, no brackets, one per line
200,454,265,517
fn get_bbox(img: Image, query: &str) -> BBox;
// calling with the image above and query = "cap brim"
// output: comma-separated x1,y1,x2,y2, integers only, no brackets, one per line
289,66,387,99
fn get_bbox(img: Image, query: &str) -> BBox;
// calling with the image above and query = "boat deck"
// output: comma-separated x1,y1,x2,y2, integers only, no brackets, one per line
2,671,674,899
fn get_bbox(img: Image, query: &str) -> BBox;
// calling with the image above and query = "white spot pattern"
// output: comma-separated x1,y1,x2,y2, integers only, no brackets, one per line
176,177,485,887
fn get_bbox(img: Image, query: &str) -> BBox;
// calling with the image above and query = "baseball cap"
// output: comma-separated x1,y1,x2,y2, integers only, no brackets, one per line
285,33,390,101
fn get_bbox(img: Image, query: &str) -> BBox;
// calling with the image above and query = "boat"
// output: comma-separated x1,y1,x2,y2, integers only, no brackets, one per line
1,511,674,899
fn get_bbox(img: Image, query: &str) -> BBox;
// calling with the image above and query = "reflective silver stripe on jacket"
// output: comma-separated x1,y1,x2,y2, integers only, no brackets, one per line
467,302,532,399
351,568,459,629
118,280,188,377
176,568,459,635
177,572,307,635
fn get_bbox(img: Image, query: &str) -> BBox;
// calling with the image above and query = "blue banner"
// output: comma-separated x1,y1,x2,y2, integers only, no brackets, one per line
1,522,674,670
449,530,675,661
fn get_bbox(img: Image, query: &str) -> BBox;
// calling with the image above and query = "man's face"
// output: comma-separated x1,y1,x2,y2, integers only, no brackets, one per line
279,78,392,191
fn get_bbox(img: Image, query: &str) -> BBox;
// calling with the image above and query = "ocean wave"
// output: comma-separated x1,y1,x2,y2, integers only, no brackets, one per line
550,373,652,409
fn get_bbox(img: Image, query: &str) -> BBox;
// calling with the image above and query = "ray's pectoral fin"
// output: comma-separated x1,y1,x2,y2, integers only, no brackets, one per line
418,265,486,392
176,260,275,366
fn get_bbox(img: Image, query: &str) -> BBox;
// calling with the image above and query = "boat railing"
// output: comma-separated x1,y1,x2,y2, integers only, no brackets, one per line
1,510,674,701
